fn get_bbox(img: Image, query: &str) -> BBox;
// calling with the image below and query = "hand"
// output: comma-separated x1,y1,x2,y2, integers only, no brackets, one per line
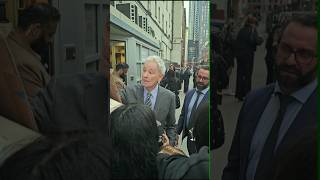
175,134,179,147
161,132,170,147
159,145,186,156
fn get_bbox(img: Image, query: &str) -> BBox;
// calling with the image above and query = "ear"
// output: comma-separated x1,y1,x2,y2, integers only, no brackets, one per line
26,23,42,38
158,74,164,83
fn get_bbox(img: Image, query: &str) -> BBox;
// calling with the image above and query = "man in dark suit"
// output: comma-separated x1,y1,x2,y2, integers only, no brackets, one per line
120,56,177,146
222,14,317,180
177,65,209,154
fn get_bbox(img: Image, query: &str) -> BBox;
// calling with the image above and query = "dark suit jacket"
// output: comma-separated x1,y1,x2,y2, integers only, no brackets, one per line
31,73,109,134
120,84,177,145
271,127,317,180
222,84,317,180
177,89,209,139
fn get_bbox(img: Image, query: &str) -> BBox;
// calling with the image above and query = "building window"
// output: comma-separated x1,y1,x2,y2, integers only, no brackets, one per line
158,7,160,22
110,41,126,69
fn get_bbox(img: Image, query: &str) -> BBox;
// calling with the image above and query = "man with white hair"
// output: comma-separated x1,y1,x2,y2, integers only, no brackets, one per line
120,56,177,146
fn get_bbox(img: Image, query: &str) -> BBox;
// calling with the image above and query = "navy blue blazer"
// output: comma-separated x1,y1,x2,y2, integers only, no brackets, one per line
177,89,209,139
222,84,317,180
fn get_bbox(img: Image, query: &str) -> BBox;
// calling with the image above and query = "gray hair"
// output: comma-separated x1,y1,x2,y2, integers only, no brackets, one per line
143,56,166,75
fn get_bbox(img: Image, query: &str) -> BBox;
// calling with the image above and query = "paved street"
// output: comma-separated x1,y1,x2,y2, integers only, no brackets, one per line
213,22,268,180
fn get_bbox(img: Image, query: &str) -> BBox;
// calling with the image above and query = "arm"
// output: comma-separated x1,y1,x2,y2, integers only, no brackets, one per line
165,92,177,146
176,96,187,135
119,86,129,105
30,78,56,133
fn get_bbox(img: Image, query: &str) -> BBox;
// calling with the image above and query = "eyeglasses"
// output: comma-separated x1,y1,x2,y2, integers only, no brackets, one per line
278,42,316,64
197,75,209,81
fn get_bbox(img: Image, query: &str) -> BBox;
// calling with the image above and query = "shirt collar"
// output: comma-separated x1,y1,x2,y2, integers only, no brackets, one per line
196,87,209,95
144,84,159,98
274,79,317,103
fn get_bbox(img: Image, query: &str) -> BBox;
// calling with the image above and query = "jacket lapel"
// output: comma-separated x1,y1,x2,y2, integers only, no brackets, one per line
154,86,164,113
241,86,274,175
274,89,317,159
187,90,209,129
138,85,145,104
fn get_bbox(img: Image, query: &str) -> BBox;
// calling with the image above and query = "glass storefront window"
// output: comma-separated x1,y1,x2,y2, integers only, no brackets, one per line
110,41,126,69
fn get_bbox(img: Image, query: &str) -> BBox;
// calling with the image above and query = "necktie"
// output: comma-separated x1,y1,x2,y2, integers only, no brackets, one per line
255,93,294,180
145,92,152,109
188,90,202,127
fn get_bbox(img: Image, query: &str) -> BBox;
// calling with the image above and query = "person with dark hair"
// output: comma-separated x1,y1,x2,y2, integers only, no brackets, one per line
163,67,179,97
110,104,159,179
30,19,120,134
157,103,210,180
2,3,60,99
182,66,192,93
223,14,317,180
111,63,126,91
120,63,129,85
0,132,112,180
177,65,209,154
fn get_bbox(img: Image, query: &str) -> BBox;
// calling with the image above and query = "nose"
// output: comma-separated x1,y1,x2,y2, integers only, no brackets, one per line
285,52,297,65
142,71,148,78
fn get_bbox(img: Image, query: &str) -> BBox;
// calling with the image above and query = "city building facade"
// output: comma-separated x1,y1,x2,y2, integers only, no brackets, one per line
171,1,186,67
198,1,209,63
110,1,184,85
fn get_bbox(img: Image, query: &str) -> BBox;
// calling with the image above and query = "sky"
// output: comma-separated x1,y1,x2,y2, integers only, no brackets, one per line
184,1,189,28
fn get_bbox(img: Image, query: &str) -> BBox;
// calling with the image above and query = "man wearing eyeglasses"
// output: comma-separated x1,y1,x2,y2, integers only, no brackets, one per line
177,65,209,155
223,14,317,180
